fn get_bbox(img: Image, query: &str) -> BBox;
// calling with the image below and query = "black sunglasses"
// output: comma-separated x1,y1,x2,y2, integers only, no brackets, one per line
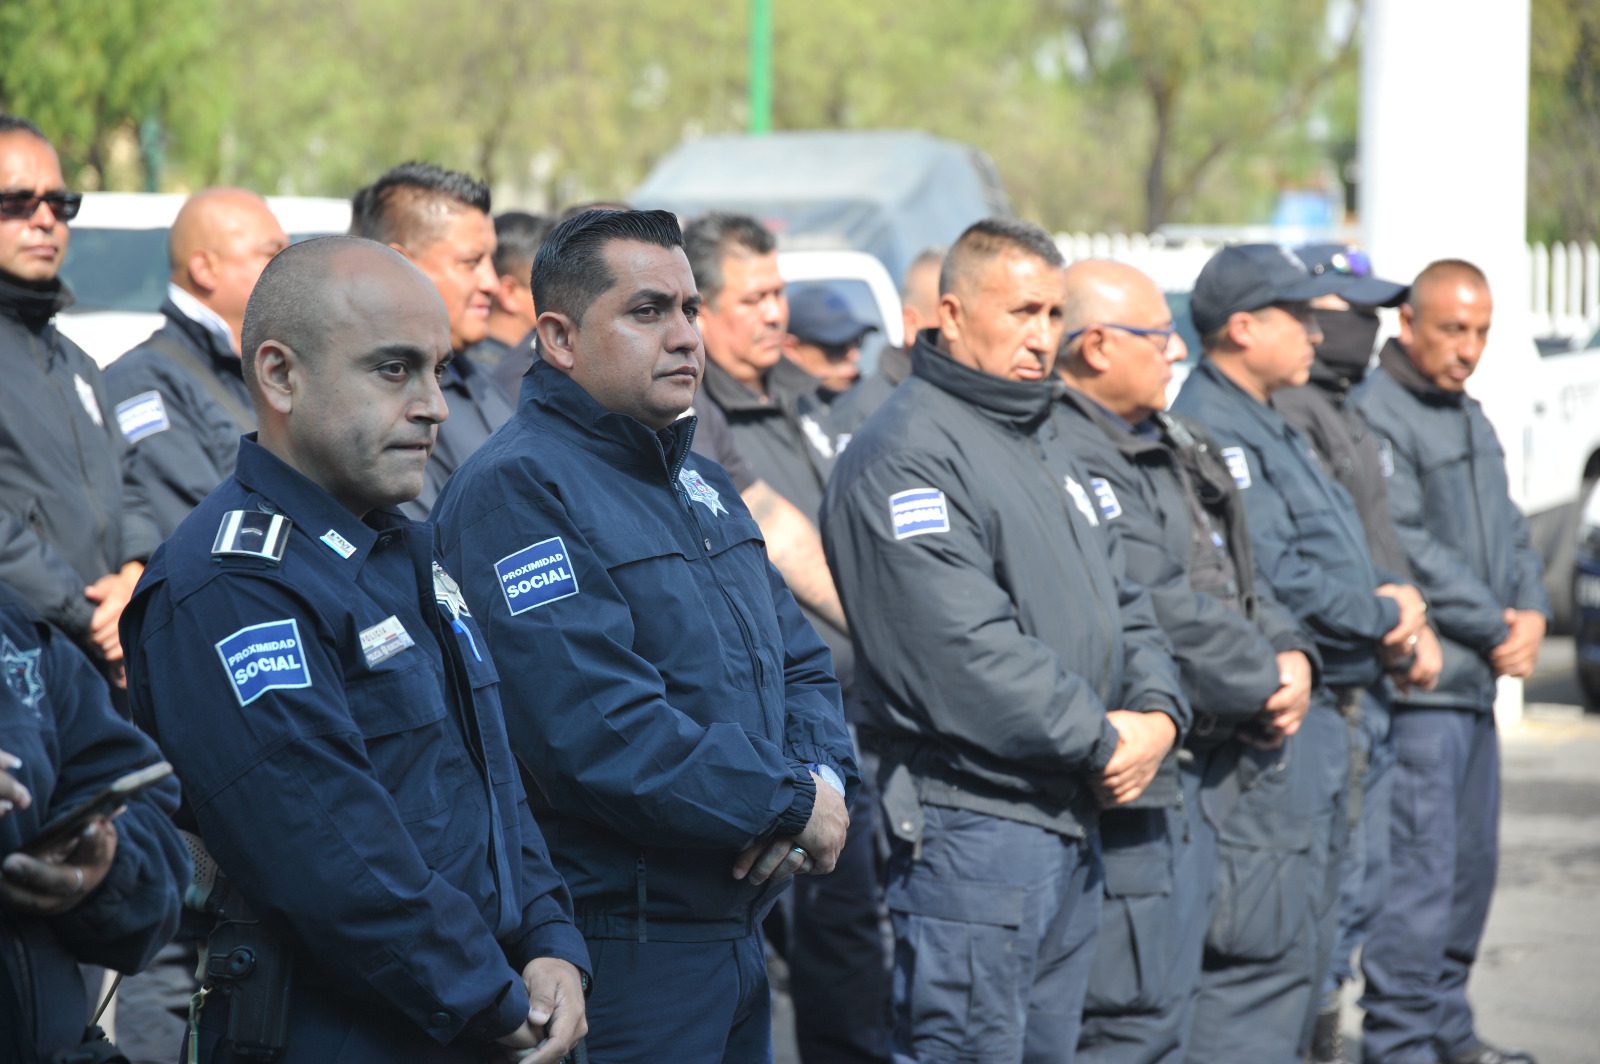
0,189,83,222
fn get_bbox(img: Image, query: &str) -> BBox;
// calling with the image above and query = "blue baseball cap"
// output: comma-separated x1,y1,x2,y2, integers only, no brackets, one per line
787,285,878,347
1190,243,1350,336
1294,243,1408,308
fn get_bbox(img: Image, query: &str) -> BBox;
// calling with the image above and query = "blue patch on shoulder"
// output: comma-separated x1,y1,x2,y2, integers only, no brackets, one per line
495,536,579,615
114,391,170,444
889,488,950,540
214,619,312,706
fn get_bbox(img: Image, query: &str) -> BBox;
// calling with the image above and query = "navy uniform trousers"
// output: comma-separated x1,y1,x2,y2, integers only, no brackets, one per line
885,805,1103,1064
1078,758,1211,1064
1186,699,1349,1064
1360,706,1500,1064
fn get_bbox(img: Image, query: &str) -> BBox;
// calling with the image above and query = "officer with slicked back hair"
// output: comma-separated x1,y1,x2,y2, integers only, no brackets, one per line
432,209,855,1064
350,162,510,518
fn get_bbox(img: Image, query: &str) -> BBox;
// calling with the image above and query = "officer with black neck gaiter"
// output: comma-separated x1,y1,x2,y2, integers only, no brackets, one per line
1275,243,1443,1064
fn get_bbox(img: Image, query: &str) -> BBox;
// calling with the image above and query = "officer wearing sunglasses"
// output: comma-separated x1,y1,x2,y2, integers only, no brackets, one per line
0,115,157,682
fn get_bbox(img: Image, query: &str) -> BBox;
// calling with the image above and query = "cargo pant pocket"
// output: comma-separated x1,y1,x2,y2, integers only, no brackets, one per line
887,868,1028,1062
1086,809,1176,1014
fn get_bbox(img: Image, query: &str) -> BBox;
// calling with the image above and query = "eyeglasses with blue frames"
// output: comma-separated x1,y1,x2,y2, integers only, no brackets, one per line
1062,322,1179,350
0,189,83,222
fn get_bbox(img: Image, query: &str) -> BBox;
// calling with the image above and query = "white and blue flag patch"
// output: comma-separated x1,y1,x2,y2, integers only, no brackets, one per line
1089,477,1122,520
495,536,579,615
889,488,950,540
115,391,170,444
215,619,311,706
1220,446,1252,490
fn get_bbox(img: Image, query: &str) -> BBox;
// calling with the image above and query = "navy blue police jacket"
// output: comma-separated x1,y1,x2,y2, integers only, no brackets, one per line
431,359,856,944
1173,360,1401,690
105,296,256,539
122,436,589,1054
0,589,187,1061
1053,388,1319,743
820,337,1188,841
1354,341,1551,711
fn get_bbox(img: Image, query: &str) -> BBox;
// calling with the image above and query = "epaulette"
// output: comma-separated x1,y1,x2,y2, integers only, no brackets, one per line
212,510,292,564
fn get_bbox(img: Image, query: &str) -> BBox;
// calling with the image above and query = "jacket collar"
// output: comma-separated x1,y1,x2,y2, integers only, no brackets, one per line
160,295,243,373
232,435,411,577
522,357,694,480
1056,384,1166,460
1377,338,1464,407
0,270,72,331
700,357,778,415
1193,358,1292,436
877,343,913,386
911,330,1055,431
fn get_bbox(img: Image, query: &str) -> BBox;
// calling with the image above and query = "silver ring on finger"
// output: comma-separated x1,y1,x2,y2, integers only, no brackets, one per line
72,867,85,894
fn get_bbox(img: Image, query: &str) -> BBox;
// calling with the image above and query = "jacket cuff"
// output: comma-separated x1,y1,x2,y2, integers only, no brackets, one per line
772,764,817,837
506,921,592,984
459,979,530,1045
1374,594,1401,639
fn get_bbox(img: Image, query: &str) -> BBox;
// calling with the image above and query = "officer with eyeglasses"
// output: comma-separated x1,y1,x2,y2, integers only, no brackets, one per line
1052,259,1321,1064
0,116,158,684
1170,244,1432,1063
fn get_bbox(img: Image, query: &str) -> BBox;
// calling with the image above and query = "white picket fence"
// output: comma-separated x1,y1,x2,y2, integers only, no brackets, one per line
1055,232,1600,348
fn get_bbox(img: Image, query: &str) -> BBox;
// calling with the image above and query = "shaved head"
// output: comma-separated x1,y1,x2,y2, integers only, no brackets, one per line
1406,258,1488,315
242,236,440,395
168,188,288,351
242,235,452,515
1399,258,1493,392
1061,260,1158,357
1058,259,1184,421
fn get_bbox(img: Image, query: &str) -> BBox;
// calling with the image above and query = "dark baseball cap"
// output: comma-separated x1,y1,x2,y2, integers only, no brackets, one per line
1190,243,1347,337
787,285,878,347
1295,243,1408,308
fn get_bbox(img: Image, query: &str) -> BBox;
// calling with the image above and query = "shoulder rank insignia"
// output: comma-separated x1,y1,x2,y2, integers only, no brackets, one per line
213,510,292,564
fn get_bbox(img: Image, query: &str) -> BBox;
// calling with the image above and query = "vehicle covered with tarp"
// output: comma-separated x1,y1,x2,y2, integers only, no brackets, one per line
632,129,1010,285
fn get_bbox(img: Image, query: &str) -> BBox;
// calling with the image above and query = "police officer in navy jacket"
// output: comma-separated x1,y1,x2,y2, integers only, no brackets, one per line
122,237,589,1063
432,209,856,1064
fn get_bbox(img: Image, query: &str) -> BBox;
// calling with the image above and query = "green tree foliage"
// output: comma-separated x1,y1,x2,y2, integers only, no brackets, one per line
1529,0,1600,244
7,0,1585,242
0,0,225,189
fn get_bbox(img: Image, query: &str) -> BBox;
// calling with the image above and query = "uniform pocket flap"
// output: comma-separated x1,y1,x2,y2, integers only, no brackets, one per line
887,873,1026,928
346,660,446,737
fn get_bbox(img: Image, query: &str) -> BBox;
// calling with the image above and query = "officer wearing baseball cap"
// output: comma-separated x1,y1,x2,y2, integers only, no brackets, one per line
1275,244,1443,1063
784,285,878,397
1172,244,1431,1063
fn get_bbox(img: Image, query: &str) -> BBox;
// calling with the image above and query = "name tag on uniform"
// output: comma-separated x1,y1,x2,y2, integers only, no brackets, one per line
320,529,358,559
215,619,311,706
1089,477,1122,520
495,536,579,614
1220,447,1252,490
359,615,414,667
115,391,170,443
889,488,949,540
